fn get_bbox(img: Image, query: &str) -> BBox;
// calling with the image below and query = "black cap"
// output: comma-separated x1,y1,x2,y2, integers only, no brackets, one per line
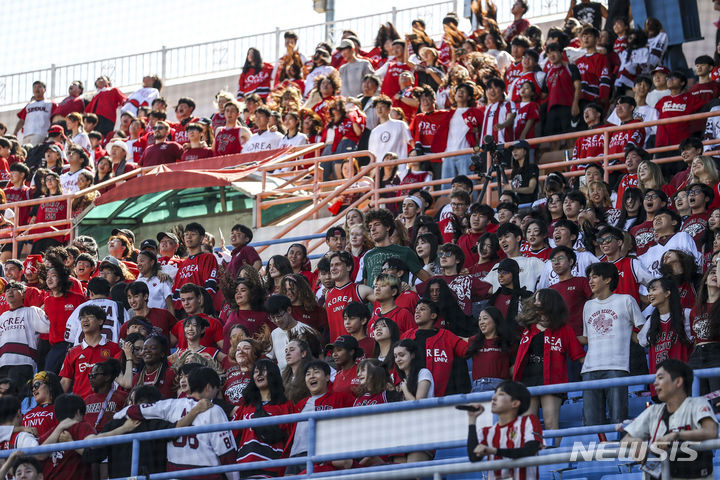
156,231,179,244
111,228,135,243
140,239,158,250
510,139,530,151
126,317,153,332
99,255,123,275
326,335,361,357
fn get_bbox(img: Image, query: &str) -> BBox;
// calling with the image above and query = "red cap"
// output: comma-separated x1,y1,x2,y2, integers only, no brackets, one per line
652,66,670,75
23,254,44,274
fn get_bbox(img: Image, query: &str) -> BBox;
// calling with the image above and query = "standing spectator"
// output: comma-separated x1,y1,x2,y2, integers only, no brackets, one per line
575,26,611,113
507,140,538,204
171,222,219,312
645,66,671,108
121,75,162,117
244,107,283,153
0,282,49,387
182,123,214,161
213,102,244,157
170,97,198,145
237,48,274,101
409,86,448,178
465,306,516,393
543,43,581,138
566,0,607,29
54,81,85,118
338,39,374,98
377,40,412,99
65,112,91,153
655,72,701,155
481,78,516,145
435,83,483,180
503,1,530,43
14,81,56,146
549,246,592,339
368,95,412,173
582,262,644,425
138,121,183,167
688,265,720,395
85,76,127,136
645,18,668,70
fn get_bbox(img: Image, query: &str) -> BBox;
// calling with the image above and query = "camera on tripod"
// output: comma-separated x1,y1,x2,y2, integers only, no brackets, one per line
470,135,506,173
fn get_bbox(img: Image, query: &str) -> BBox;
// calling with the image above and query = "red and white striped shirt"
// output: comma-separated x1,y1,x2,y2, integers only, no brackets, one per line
476,414,543,480
481,100,515,144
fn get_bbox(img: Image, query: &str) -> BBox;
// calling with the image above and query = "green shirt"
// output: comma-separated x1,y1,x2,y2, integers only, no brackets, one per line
359,244,423,285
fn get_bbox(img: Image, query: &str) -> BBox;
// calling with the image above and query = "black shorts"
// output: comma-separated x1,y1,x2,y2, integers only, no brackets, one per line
545,105,572,136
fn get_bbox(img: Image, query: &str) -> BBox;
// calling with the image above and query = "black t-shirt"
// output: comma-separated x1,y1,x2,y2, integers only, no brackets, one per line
573,2,603,29
511,163,539,204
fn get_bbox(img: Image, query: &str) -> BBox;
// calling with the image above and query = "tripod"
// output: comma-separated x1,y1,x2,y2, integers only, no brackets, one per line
476,150,510,204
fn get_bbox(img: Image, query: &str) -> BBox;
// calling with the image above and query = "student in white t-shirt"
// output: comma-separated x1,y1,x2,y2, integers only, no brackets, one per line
581,262,644,426
243,107,283,153
368,95,412,176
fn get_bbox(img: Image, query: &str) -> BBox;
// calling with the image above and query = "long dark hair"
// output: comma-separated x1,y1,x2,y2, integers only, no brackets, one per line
371,317,401,372
465,306,516,357
413,232,439,265
659,250,699,287
242,48,263,73
242,359,287,405
646,277,692,346
616,187,646,230
422,278,474,336
517,289,569,331
489,267,532,330
392,339,423,396
264,255,293,294
476,232,500,263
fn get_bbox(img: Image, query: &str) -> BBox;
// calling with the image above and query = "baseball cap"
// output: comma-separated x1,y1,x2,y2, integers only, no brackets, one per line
99,256,123,275
338,39,354,50
325,226,346,239
326,335,361,355
107,139,129,154
510,139,530,151
140,239,158,250
315,49,331,63
111,228,135,243
156,231,179,243
46,143,63,154
47,125,67,140
652,66,670,75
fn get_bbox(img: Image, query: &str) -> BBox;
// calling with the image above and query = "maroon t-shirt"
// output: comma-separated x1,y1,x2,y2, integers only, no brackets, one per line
290,305,328,333
181,146,214,162
118,307,176,339
42,421,95,480
221,309,273,353
469,337,514,380
139,141,184,167
550,277,592,336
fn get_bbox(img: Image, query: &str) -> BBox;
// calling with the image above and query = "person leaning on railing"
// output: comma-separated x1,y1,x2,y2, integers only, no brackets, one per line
621,359,718,480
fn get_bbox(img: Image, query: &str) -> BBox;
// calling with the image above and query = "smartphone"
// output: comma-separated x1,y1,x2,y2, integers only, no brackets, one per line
455,405,482,412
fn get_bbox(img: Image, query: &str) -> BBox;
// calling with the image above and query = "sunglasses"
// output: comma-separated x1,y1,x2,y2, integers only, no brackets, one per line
32,382,45,390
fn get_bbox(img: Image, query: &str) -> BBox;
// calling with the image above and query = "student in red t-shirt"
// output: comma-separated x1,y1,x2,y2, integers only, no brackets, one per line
171,284,223,350
181,123,213,162
84,359,128,432
465,306,517,393
327,335,362,395
369,273,414,335
213,102,244,157
548,247,592,339
342,302,375,359
59,305,121,399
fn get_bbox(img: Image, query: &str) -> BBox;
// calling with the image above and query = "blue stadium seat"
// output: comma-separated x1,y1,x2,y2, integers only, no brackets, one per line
550,463,621,480
559,402,584,428
600,474,641,480
433,446,466,461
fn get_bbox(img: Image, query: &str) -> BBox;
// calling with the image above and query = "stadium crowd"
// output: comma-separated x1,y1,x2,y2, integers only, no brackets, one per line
1,0,720,478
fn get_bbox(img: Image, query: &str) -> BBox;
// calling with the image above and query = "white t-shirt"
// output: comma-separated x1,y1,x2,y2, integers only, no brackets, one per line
136,275,173,309
305,65,337,97
582,293,644,373
71,131,92,153
417,368,435,398
0,306,49,369
368,118,412,165
279,132,308,149
60,169,83,194
482,255,544,291
537,250,599,289
268,321,314,371
639,232,702,279
446,108,470,151
20,99,54,136
244,130,284,153
646,88,670,108
65,298,129,345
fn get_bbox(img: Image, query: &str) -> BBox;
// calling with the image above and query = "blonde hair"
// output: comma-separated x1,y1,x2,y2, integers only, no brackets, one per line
689,156,719,186
586,180,612,209
637,160,665,192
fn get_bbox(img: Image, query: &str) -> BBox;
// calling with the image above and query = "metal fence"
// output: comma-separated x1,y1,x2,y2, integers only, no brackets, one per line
0,0,583,108
2,366,718,480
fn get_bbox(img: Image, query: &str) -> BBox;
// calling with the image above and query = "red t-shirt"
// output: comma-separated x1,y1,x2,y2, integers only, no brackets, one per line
84,389,128,431
550,277,592,336
132,365,176,399
369,305,415,336
44,292,86,344
325,282,363,341
42,421,96,480
171,253,219,311
332,364,359,396
60,339,122,398
213,127,244,156
223,362,251,405
290,305,328,333
4,185,32,226
220,309,273,353
171,313,223,349
181,146,214,162
22,403,57,438
139,141,184,167
469,337,514,380
655,93,700,147
380,62,413,98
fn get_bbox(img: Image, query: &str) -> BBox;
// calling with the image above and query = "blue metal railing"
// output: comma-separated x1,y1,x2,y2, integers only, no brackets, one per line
2,367,718,479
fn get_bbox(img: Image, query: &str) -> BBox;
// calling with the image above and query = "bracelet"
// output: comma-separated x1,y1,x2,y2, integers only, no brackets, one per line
675,431,680,441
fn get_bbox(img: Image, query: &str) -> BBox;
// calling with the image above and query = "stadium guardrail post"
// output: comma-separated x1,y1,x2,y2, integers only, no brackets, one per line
131,438,140,476
392,6,397,26
603,130,610,183
50,64,56,99
275,27,281,63
308,417,317,475
161,46,168,81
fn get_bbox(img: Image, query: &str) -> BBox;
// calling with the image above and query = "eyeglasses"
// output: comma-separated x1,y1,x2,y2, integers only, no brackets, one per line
450,203,467,208
438,251,454,258
31,382,45,390
152,126,167,131
688,189,704,196
597,236,616,245
550,256,567,263
644,193,660,200
87,372,105,379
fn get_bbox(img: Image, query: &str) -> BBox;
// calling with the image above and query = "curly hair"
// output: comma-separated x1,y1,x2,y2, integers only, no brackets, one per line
280,274,319,312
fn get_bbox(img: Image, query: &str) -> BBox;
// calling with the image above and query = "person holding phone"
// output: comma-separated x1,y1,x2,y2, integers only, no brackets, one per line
464,380,543,480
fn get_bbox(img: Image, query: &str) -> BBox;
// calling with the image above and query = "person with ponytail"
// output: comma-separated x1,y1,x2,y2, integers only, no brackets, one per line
689,264,720,396
638,277,694,397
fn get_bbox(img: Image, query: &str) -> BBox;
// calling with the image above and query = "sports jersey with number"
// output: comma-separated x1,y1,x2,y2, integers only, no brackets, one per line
65,298,129,346
127,398,237,470
325,282,363,341
475,414,543,480
172,253,219,309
